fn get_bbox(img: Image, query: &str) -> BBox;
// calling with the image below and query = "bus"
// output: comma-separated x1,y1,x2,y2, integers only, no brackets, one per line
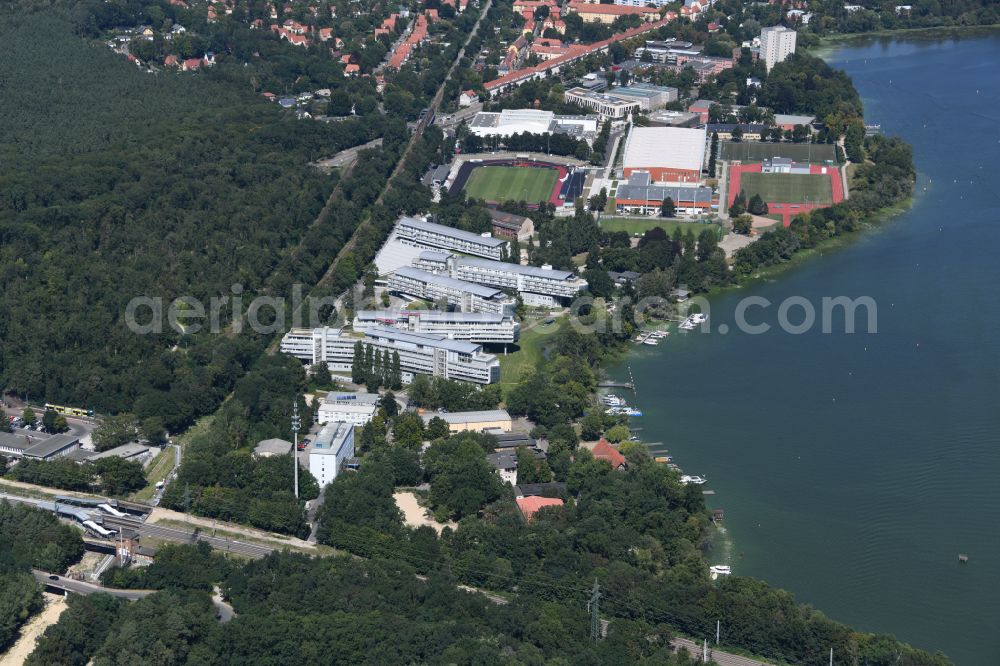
44,403,95,418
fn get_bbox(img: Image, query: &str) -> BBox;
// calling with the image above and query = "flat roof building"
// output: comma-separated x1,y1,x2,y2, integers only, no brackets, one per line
646,110,701,128
421,409,513,433
622,126,707,183
468,109,600,141
608,83,678,111
281,326,501,384
10,433,82,461
389,266,516,316
564,87,641,121
317,401,378,426
451,256,588,300
309,422,355,487
354,310,520,344
395,216,510,260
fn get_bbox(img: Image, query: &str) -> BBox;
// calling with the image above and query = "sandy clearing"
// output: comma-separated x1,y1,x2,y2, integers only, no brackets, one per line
0,593,67,666
393,491,455,535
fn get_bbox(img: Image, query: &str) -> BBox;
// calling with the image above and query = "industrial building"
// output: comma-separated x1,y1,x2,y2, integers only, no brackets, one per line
353,310,520,344
621,126,707,183
281,326,501,384
564,87,641,121
421,409,513,433
760,25,796,71
0,432,81,460
309,421,355,487
467,109,600,140
388,266,516,315
395,216,510,260
613,172,715,215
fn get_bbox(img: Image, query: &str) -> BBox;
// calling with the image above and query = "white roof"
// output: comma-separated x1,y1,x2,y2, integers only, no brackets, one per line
319,403,377,414
375,235,429,276
622,126,707,174
422,410,511,424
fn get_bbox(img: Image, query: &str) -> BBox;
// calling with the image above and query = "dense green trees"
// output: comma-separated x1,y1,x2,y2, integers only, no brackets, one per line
7,458,146,495
26,593,125,666
407,375,501,412
423,433,507,520
0,571,42,652
0,500,85,571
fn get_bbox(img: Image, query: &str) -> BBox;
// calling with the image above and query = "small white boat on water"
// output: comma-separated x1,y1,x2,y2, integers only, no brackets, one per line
691,313,707,324
709,565,732,580
643,339,659,345
680,475,707,485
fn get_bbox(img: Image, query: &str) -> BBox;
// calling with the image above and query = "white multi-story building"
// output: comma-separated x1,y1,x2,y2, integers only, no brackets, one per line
309,421,355,487
388,266,516,315
395,216,510,260
280,326,501,384
353,310,520,344
317,402,378,426
413,253,587,302
760,25,796,71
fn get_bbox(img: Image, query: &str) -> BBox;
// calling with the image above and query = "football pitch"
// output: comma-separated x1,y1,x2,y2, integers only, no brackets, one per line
738,173,834,204
463,166,558,203
720,142,838,163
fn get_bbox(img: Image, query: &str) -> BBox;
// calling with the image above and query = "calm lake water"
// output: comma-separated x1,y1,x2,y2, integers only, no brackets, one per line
611,31,1000,665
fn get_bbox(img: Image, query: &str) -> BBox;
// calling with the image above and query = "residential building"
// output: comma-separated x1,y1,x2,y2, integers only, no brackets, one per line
488,210,534,241
591,437,628,469
459,90,479,107
388,266,517,315
621,126,707,183
513,482,567,498
487,450,519,485
395,216,510,260
564,87,641,121
760,25,796,71
421,409,513,433
614,173,714,215
450,256,588,302
353,309,520,344
309,422,355,487
281,326,501,384
516,495,564,520
565,1,661,23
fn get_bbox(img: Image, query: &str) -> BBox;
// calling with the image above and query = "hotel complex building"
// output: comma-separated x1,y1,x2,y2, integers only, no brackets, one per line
280,326,501,384
353,310,520,344
388,266,516,315
412,252,587,304
395,216,510,260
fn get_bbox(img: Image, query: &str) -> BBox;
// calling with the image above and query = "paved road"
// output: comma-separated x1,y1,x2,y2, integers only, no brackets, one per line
313,138,384,170
671,637,773,666
102,516,275,559
32,569,153,601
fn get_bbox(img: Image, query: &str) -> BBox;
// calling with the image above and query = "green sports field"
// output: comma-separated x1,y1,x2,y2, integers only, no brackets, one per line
739,172,834,204
463,166,558,203
720,141,838,163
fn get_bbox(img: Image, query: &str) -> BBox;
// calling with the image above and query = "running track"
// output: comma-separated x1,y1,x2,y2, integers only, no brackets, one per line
727,163,844,227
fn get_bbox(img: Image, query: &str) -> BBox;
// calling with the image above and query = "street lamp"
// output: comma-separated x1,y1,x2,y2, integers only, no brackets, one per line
291,401,300,499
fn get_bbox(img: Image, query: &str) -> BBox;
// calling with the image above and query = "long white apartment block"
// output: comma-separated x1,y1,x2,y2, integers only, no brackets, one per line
281,326,501,384
395,216,511,260
412,252,588,301
388,266,516,316
353,310,520,344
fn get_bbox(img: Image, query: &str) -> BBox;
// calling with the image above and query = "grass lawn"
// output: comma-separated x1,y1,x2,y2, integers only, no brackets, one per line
600,217,720,237
463,165,558,203
720,141,838,163
739,172,833,204
131,447,175,502
497,317,559,394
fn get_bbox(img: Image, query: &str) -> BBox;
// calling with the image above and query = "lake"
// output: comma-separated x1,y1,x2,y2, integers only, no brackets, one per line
612,30,1000,665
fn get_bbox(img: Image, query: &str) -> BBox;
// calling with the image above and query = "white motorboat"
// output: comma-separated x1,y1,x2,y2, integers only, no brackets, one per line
709,565,732,580
679,475,707,485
